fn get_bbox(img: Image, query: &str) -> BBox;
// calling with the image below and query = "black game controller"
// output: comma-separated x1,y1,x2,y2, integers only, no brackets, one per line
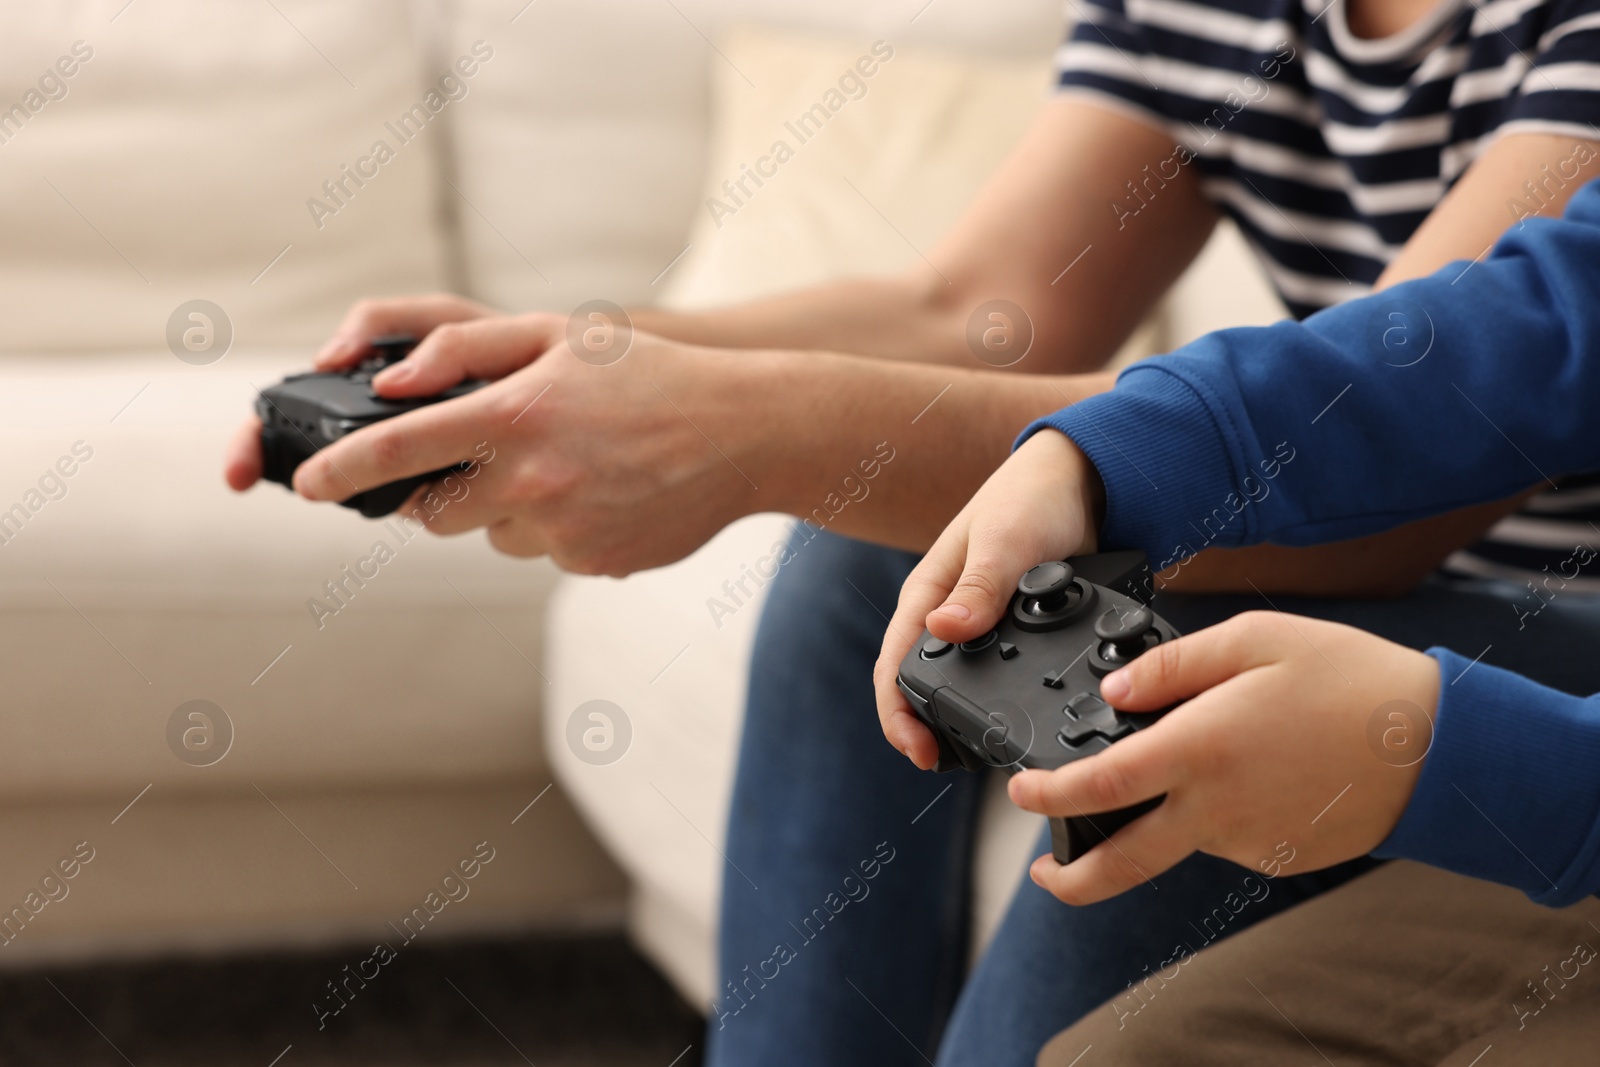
256,335,486,518
896,550,1179,865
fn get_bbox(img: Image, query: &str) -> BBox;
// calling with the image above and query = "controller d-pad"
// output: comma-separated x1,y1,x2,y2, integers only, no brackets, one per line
1057,692,1133,748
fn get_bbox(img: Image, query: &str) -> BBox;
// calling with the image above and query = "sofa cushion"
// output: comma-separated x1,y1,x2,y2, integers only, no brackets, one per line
0,351,559,801
0,1,448,353
446,0,1065,316
660,25,1052,307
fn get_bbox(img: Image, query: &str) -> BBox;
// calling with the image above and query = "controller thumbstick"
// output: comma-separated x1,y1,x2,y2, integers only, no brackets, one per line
1018,562,1075,611
1094,606,1155,664
369,333,419,366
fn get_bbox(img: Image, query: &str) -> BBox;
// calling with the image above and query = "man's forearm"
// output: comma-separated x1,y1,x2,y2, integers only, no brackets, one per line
632,99,1219,374
631,274,976,365
727,347,1115,551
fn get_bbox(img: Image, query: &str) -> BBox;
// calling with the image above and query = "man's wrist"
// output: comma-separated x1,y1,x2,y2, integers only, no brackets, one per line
695,345,839,522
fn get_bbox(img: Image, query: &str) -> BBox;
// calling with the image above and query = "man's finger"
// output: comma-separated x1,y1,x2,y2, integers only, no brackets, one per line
293,388,501,502
401,464,506,536
223,416,264,491
1009,725,1178,817
1100,610,1289,711
1030,802,1195,906
314,294,489,369
486,518,549,559
372,315,563,397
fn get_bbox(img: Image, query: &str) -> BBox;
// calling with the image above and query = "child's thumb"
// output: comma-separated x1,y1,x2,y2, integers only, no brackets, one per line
926,535,1032,641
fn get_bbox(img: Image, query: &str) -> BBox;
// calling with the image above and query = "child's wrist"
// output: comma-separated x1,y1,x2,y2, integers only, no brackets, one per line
1036,428,1104,553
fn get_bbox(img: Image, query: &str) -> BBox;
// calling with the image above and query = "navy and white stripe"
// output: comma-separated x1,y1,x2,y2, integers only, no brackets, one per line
1057,0,1600,589
1058,0,1600,317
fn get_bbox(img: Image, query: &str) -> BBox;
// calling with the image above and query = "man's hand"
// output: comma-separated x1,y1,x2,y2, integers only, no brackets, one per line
311,328,761,575
1010,612,1440,905
223,294,497,491
873,430,1105,769
227,297,774,575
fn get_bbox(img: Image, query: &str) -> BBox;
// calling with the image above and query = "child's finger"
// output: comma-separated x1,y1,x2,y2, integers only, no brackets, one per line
876,526,972,768
1100,610,1292,710
1009,725,1178,818
925,519,1040,643
874,618,932,760
1030,801,1195,905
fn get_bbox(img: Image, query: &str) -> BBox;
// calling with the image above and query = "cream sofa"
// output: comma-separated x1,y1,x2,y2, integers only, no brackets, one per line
0,0,1279,991
0,0,686,965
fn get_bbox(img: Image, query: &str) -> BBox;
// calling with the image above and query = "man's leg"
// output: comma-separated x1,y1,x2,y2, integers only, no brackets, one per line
706,530,988,1067
1037,860,1600,1067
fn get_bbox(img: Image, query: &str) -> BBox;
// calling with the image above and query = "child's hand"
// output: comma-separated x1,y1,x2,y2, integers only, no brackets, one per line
874,430,1105,768
1009,612,1441,904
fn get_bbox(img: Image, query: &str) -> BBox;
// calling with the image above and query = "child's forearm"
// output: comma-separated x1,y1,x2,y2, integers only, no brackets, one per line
1021,179,1600,563
1378,653,1600,905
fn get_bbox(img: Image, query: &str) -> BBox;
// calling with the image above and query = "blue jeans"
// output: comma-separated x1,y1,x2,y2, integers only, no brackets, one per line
706,531,1600,1067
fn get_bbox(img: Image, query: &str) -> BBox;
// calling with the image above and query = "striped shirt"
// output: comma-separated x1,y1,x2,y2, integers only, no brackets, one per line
1056,0,1600,590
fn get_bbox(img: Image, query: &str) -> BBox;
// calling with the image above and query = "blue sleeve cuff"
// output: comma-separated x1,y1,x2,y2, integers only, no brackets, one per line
1375,649,1600,907
1016,362,1260,569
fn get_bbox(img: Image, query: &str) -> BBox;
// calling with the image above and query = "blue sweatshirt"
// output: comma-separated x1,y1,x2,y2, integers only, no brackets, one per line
1021,179,1600,907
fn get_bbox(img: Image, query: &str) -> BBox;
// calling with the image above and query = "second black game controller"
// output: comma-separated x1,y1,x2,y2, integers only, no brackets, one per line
256,335,486,518
896,550,1179,865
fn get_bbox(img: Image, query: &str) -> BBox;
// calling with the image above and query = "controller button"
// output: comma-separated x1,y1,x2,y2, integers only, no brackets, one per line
1042,669,1066,689
1058,694,1133,749
1063,692,1119,731
920,637,953,659
998,641,1018,660
1057,732,1111,756
1094,606,1157,664
1018,561,1075,609
959,631,998,653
